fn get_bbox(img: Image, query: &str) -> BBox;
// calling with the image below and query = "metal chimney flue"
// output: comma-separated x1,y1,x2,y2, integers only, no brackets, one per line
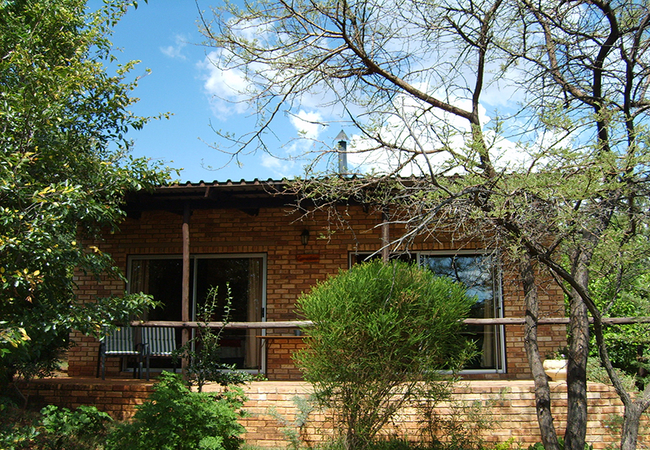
335,130,349,176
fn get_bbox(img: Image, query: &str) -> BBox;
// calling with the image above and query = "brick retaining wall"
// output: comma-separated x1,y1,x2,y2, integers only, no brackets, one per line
226,381,649,449
16,379,649,449
16,378,155,421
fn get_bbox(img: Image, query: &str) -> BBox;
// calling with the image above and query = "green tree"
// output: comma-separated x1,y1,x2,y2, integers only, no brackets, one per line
589,231,650,388
0,0,172,386
294,260,475,450
200,1,650,449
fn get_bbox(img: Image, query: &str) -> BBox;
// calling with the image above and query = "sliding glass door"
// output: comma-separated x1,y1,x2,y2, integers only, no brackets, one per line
128,255,265,370
194,257,263,369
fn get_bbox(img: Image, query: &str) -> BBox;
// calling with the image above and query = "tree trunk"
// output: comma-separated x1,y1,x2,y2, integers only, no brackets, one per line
520,255,561,450
589,299,650,450
565,264,590,450
636,345,647,391
620,401,647,450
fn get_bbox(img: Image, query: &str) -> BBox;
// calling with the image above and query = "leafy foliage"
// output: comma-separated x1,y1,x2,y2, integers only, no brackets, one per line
589,237,650,388
527,438,593,450
295,260,475,450
0,404,112,450
39,405,113,450
106,372,247,450
418,395,498,450
0,0,172,385
267,394,316,450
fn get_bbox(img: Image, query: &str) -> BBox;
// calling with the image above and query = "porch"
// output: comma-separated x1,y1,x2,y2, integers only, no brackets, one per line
14,376,645,450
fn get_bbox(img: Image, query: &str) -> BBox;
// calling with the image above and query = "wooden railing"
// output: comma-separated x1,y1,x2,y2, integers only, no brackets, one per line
130,317,650,329
129,320,313,329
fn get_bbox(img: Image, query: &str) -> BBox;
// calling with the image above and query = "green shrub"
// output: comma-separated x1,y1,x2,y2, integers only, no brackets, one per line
0,404,112,450
586,357,638,392
106,372,247,450
527,438,593,450
295,260,476,450
419,396,497,450
0,404,39,450
39,405,113,449
268,394,316,450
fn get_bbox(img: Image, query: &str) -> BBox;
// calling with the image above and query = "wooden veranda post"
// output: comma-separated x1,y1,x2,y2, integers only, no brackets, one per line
381,209,390,263
182,203,191,349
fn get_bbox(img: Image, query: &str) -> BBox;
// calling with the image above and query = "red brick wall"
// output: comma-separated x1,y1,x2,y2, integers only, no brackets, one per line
265,338,308,380
68,205,566,380
235,381,650,449
18,379,154,421
18,379,648,450
500,265,567,379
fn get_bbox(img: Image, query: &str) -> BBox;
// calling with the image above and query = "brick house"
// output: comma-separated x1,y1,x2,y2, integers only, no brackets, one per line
67,179,566,381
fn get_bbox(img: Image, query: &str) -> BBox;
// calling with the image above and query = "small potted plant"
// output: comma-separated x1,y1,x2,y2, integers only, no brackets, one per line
543,348,568,382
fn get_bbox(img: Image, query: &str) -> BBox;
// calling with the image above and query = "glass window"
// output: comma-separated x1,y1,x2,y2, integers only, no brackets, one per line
130,258,184,324
419,253,503,371
128,255,265,371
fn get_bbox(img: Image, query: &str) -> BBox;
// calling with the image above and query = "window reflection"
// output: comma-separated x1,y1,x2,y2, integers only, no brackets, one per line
420,254,502,370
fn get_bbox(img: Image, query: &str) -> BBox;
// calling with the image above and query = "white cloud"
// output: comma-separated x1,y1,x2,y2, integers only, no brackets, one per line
480,71,524,108
196,17,282,119
196,15,549,176
160,34,189,60
198,50,252,118
288,110,325,141
260,154,297,179
260,154,284,170
338,93,483,175
336,90,547,177
252,109,329,177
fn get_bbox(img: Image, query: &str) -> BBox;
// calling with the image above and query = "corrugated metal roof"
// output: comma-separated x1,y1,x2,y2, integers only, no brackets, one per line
162,178,287,188
123,178,295,217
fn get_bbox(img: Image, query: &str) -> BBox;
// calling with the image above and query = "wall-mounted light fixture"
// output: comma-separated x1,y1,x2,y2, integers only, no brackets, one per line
301,229,310,246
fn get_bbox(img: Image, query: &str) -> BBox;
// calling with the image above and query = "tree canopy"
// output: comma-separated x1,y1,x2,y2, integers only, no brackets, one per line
201,1,650,449
0,0,172,385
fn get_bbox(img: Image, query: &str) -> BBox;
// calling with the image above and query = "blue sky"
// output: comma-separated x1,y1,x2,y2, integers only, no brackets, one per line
89,1,532,183
90,0,323,183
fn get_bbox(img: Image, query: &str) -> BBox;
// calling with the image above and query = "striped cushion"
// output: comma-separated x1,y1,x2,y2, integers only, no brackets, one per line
103,327,140,355
142,327,176,356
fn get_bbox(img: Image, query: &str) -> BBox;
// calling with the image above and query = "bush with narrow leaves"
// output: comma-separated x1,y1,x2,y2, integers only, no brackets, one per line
295,260,476,450
0,403,112,450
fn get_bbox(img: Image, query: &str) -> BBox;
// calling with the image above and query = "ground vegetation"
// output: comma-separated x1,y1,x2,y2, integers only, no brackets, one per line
106,372,247,450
